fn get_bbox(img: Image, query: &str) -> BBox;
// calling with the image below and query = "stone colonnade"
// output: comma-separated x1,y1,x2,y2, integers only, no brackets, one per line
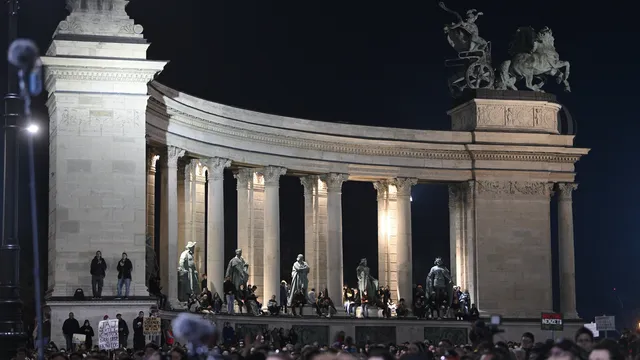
147,147,579,317
146,147,420,308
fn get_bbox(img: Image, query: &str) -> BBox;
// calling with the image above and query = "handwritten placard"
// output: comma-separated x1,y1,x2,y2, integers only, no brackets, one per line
72,333,86,344
143,317,161,335
98,319,120,350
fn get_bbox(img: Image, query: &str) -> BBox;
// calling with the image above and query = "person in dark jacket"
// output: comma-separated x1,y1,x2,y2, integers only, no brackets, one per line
116,313,129,348
223,277,235,314
222,322,235,346
62,312,80,351
90,251,107,299
132,311,145,351
116,252,133,299
280,281,289,315
79,320,94,349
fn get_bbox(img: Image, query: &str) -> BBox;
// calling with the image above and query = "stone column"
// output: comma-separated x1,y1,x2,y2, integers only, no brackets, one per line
146,147,158,244
301,176,328,292
234,169,254,261
165,146,185,304
557,183,579,318
262,166,287,304
394,178,417,308
323,173,348,302
177,158,189,254
192,162,207,274
463,181,477,304
448,184,465,288
374,181,398,301
205,157,231,295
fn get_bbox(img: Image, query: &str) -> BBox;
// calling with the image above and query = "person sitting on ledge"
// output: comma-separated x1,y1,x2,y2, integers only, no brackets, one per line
245,285,261,315
236,284,247,314
290,290,306,317
361,290,371,318
396,298,408,317
267,295,280,315
318,289,337,318
211,292,223,314
415,295,427,319
348,288,361,318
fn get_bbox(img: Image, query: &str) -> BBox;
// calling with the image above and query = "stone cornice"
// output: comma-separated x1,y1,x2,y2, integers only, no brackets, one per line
148,98,584,165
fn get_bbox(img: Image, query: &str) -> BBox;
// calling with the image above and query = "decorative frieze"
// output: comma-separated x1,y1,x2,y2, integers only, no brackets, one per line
476,181,554,198
45,68,157,84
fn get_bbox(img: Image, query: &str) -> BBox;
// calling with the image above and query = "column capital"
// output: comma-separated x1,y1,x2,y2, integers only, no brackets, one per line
448,183,463,209
262,166,287,186
300,175,318,196
556,183,578,201
147,146,159,172
322,173,348,192
166,146,185,168
205,157,231,181
393,178,417,196
233,168,254,190
373,180,389,201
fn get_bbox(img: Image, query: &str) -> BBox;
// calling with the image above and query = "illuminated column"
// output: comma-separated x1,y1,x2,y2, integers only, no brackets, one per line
463,181,477,304
374,181,398,301
205,157,231,295
145,148,159,287
301,176,328,292
557,183,579,318
262,166,287,305
323,173,348,303
164,146,185,304
448,183,465,288
394,178,416,308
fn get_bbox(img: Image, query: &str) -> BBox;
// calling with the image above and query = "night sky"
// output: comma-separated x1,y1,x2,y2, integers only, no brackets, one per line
0,0,635,328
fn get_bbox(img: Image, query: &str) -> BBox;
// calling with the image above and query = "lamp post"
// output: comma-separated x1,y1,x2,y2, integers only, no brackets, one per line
0,0,26,356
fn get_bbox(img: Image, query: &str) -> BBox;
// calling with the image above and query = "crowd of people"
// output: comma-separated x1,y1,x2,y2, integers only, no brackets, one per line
11,318,638,360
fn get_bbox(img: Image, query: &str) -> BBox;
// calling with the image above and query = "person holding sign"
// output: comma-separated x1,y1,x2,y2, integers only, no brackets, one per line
62,312,80,351
79,320,95,349
133,311,145,351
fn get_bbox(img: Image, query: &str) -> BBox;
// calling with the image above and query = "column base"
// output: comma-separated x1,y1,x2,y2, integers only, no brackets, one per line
563,311,580,320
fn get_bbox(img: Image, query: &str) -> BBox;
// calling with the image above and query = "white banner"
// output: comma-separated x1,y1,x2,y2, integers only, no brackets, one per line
98,319,120,350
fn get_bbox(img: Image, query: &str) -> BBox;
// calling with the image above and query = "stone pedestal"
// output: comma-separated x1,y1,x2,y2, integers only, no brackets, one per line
42,0,165,297
262,167,287,305
448,95,561,134
557,183,579,318
205,158,231,295
301,176,328,292
323,174,348,303
234,169,265,301
374,181,398,302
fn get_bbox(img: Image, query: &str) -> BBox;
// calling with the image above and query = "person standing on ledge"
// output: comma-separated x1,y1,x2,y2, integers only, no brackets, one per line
116,252,133,299
90,251,107,299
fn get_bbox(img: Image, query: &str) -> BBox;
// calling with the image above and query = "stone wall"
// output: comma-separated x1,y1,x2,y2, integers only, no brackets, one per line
473,181,554,318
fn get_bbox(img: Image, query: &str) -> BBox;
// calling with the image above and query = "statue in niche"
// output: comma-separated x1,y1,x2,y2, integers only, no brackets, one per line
178,242,200,302
356,258,378,303
287,254,310,306
226,249,249,294
426,257,453,316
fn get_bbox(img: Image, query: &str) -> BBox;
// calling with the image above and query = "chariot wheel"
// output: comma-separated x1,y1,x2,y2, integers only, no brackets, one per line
466,62,494,89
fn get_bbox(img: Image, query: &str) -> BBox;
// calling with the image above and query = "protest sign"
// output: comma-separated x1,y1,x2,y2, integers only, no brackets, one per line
143,317,161,335
72,333,86,344
98,319,119,350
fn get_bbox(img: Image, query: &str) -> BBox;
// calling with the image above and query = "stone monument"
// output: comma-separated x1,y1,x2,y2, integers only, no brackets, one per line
225,249,249,294
426,257,453,309
287,254,310,306
356,258,378,302
178,242,199,301
41,0,165,346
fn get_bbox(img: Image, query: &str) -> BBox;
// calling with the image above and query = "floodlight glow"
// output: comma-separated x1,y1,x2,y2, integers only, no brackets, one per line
26,124,39,134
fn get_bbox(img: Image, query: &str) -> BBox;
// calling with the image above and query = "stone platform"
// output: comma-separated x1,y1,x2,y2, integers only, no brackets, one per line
47,297,157,347
158,310,583,344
